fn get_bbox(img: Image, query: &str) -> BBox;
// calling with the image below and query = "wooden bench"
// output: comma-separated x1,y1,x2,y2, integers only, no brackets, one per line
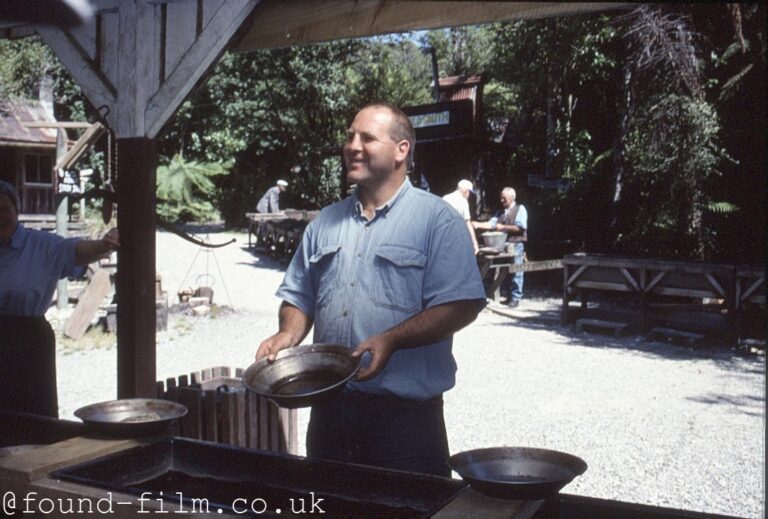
575,318,629,337
649,327,706,346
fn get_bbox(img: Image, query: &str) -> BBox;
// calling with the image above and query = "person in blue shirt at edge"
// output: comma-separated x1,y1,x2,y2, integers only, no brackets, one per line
256,103,486,477
472,187,528,308
0,180,120,417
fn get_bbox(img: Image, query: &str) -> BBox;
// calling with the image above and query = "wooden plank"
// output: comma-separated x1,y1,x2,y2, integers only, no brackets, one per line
619,268,639,291
64,268,111,339
245,390,259,449
35,25,116,115
433,488,543,519
645,271,667,292
576,318,629,337
115,1,162,137
69,17,97,61
566,264,588,286
55,122,106,170
0,436,139,483
651,287,719,299
235,390,247,447
116,138,157,399
704,274,726,297
650,327,706,344
177,386,202,439
100,11,120,90
571,281,634,292
144,0,259,138
202,389,217,442
508,259,563,273
165,0,199,80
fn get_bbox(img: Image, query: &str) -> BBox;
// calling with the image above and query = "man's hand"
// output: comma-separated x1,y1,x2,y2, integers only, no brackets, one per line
256,331,295,362
255,302,314,362
102,228,120,251
351,334,396,381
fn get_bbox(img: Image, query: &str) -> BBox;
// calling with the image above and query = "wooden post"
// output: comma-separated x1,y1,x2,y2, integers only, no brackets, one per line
116,138,157,398
55,128,68,310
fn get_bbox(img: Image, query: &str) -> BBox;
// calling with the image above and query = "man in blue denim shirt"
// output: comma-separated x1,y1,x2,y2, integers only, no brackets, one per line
257,103,486,476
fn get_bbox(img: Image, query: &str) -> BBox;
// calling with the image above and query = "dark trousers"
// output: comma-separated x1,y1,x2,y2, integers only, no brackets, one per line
307,391,450,477
0,314,58,417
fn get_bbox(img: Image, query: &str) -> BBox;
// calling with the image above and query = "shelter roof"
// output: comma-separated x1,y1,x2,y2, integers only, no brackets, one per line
0,101,57,147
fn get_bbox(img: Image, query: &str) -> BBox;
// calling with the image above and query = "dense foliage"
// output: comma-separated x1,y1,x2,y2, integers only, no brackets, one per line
0,4,763,262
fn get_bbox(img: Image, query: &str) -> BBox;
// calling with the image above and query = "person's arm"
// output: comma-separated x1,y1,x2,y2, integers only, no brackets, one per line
256,301,314,361
352,299,481,381
466,220,479,254
269,187,280,213
75,228,119,266
496,222,524,233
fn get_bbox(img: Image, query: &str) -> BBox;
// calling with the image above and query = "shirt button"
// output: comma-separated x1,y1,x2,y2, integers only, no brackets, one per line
342,311,349,317
350,282,355,287
357,253,362,258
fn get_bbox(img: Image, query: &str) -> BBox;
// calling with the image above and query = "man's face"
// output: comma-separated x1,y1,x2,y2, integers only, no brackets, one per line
343,107,409,188
0,195,18,241
500,193,514,208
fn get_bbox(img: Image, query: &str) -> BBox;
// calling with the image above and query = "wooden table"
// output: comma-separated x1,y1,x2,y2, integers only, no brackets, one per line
477,249,516,301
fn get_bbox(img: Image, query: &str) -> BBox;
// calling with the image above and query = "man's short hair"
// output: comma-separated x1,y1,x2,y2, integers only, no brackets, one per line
277,179,288,187
361,102,415,171
0,180,20,212
502,187,516,200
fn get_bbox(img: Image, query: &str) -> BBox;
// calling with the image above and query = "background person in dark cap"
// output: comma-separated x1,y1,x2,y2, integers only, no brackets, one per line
256,179,288,213
0,180,120,416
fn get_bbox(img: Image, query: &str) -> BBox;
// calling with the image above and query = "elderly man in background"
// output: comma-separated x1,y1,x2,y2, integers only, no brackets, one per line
0,180,119,416
473,186,528,307
256,179,288,213
442,179,480,254
257,102,485,477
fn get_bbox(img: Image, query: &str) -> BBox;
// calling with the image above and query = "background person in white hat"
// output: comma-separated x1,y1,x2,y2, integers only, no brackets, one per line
256,179,288,213
442,179,479,254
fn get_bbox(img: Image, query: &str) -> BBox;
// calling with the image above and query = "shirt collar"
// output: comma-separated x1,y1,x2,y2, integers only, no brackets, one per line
353,178,411,222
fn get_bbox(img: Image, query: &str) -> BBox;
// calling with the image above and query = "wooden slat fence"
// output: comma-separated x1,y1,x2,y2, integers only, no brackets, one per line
157,366,298,455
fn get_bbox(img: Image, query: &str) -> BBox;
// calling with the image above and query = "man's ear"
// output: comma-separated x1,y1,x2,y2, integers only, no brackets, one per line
395,140,410,165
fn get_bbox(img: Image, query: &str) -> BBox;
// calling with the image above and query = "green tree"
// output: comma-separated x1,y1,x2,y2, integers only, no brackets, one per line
156,155,229,223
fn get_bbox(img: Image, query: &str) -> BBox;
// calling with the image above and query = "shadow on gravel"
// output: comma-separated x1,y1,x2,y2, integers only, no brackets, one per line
482,295,766,371
239,246,289,272
686,393,764,416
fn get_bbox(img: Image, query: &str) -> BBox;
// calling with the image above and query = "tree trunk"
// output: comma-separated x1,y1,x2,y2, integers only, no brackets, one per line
609,63,633,240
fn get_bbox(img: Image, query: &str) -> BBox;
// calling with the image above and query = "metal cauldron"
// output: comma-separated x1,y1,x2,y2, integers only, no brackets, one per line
242,344,360,408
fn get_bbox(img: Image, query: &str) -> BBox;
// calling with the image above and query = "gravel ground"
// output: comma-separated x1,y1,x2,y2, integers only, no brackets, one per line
52,229,765,518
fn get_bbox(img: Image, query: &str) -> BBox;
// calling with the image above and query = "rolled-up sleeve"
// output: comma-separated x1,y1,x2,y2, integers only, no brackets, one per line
422,208,486,309
275,224,317,319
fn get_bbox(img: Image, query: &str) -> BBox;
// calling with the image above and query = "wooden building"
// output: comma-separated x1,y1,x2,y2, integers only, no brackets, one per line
0,100,58,214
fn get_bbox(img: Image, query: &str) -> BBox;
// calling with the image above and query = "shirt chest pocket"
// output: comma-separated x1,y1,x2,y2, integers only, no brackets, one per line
372,244,427,314
309,244,342,307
